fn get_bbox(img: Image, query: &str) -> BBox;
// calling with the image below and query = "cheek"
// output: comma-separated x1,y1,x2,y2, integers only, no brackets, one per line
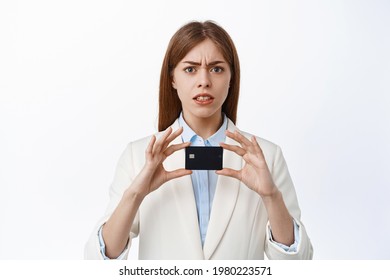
172,74,189,91
221,77,231,94
175,81,194,99
221,73,231,88
175,88,187,105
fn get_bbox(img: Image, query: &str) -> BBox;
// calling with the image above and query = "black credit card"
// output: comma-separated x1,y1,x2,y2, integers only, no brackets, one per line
185,146,223,170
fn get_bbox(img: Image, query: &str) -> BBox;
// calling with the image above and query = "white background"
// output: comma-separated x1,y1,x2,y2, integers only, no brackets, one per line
1,0,389,260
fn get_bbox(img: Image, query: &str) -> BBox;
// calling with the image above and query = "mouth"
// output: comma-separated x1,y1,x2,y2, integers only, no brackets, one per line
193,93,214,102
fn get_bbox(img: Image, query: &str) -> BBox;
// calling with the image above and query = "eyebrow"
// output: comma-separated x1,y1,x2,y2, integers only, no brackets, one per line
182,60,226,66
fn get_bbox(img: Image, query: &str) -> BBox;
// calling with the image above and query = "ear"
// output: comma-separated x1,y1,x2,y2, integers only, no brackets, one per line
172,78,177,89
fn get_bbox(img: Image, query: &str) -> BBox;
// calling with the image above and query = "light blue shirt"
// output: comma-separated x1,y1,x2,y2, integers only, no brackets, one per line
178,112,228,246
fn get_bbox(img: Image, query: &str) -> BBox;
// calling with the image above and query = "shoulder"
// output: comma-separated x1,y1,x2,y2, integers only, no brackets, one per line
123,119,180,156
129,118,180,144
239,129,282,163
227,119,280,155
128,134,153,149
122,134,154,162
234,127,286,173
227,119,284,170
242,129,279,151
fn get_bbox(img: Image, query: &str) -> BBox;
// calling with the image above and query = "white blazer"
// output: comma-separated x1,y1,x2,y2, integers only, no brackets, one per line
85,118,313,259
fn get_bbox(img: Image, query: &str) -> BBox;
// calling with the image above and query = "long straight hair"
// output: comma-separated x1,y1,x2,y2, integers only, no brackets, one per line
158,21,240,131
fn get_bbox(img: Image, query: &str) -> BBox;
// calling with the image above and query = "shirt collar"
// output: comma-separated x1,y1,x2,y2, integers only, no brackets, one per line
178,112,227,146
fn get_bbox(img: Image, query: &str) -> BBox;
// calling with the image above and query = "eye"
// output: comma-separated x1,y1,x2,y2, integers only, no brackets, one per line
184,67,196,73
211,66,223,73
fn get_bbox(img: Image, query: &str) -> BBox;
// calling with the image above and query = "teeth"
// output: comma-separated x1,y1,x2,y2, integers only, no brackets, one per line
196,96,211,101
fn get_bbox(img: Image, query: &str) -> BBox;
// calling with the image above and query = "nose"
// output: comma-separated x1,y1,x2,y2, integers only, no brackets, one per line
197,69,211,88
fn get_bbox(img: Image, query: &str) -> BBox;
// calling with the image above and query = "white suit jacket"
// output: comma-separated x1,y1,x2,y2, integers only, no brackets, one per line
85,118,313,260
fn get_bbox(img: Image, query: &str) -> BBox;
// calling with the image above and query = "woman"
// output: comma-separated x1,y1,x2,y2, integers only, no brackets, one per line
85,21,313,260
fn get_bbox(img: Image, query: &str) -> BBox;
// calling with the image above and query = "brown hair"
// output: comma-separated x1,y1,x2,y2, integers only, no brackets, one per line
158,20,240,131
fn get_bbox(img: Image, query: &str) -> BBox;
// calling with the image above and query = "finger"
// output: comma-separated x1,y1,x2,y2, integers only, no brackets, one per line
220,142,246,157
164,142,191,157
216,168,241,181
162,127,184,150
165,126,183,144
165,168,192,181
226,130,252,148
146,135,156,156
153,127,173,154
251,135,265,158
233,131,258,154
229,130,259,154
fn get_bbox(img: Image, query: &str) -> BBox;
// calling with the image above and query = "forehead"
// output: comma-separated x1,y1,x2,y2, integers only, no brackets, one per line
180,39,226,62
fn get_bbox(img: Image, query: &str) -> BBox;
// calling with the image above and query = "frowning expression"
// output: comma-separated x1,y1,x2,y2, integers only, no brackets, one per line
172,39,231,122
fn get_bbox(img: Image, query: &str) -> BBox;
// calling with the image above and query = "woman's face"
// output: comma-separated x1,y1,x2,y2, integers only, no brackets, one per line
172,39,231,122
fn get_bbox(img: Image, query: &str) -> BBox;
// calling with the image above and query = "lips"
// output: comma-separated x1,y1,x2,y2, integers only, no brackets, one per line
193,93,214,102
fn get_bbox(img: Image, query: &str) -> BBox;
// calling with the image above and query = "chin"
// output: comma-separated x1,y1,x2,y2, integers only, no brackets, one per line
189,107,221,120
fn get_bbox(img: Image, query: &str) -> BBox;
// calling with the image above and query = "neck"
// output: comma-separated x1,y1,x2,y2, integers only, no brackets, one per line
182,111,223,140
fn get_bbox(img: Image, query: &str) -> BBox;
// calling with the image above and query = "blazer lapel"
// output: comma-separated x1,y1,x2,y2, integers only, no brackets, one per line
163,120,204,258
203,119,243,259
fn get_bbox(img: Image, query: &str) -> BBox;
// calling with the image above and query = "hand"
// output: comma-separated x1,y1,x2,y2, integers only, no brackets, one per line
130,127,192,198
217,130,277,198
218,130,294,246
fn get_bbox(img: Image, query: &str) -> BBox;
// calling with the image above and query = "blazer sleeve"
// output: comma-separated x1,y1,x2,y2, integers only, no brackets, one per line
84,142,140,259
264,145,313,260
